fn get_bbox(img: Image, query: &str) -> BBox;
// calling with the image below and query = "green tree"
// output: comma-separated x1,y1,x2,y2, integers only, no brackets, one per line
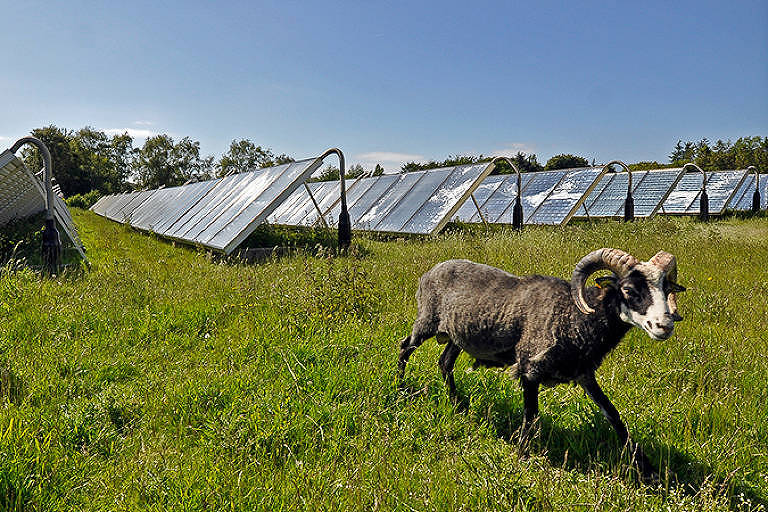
545,154,589,170
668,136,768,170
134,135,213,189
22,125,81,195
628,161,676,172
22,125,134,196
216,139,293,177
311,163,366,182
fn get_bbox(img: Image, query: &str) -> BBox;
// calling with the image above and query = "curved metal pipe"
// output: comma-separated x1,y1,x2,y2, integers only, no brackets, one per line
10,136,61,271
681,163,709,221
600,160,634,221
491,156,523,229
11,137,54,219
318,148,351,249
747,165,760,212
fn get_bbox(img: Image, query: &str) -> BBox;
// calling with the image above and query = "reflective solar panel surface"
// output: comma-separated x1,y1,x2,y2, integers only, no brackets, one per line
401,163,491,234
575,168,684,219
475,174,536,223
581,172,633,217
283,164,492,234
727,174,767,210
0,149,86,258
527,167,601,224
371,169,449,232
0,150,45,225
355,172,424,230
91,158,323,254
630,169,684,217
452,174,506,222
662,170,747,214
513,170,568,223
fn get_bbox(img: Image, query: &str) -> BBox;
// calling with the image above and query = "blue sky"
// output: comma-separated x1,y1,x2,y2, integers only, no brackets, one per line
2,0,766,172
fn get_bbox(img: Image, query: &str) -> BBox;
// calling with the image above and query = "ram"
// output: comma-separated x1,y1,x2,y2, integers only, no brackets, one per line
398,248,685,478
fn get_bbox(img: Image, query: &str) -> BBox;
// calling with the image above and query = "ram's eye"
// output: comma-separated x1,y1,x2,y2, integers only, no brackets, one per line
622,287,638,299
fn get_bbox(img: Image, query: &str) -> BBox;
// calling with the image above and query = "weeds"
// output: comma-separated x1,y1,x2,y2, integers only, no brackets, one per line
0,211,765,510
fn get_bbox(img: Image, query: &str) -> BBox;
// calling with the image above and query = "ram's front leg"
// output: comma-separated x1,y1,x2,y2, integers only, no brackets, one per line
578,373,658,482
519,378,540,449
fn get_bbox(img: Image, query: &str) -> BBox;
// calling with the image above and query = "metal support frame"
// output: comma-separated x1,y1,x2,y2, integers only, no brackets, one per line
681,163,708,221
747,165,760,212
303,182,329,228
491,156,523,229
470,194,489,227
10,137,61,272
318,148,351,249
600,160,634,221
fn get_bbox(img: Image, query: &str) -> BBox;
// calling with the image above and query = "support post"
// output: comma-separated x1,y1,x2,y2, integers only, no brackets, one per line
11,137,61,273
599,161,634,221
318,148,351,250
470,194,489,227
304,182,329,228
747,166,760,213
491,156,523,230
682,163,708,221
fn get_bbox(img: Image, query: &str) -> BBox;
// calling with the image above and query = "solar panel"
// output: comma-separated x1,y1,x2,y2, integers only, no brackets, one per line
269,185,318,227
727,174,767,211
323,176,379,228
661,170,747,215
527,167,602,225
0,149,86,259
370,169,451,232
574,168,685,219
630,169,684,217
581,172,634,217
355,172,423,230
476,174,535,223
144,180,222,234
400,163,492,234
294,181,340,227
512,170,567,223
452,174,506,222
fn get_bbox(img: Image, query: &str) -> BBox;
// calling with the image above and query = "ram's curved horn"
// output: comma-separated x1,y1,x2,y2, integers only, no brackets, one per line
570,248,639,314
650,250,684,321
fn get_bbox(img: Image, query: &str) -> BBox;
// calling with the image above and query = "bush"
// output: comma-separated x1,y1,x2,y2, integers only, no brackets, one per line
65,190,101,209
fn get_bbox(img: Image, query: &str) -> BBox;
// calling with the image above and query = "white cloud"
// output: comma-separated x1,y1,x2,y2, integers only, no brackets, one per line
0,136,10,142
133,121,154,126
355,151,425,172
104,128,157,140
490,142,537,157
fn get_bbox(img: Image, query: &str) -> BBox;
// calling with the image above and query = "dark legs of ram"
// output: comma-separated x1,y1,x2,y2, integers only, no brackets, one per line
578,373,657,481
519,378,540,449
438,342,462,398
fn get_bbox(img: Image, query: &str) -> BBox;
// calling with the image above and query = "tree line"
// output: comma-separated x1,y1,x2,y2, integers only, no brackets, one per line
17,125,767,199
21,125,295,198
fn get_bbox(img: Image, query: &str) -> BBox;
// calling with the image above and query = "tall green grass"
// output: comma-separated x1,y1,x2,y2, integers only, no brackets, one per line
0,211,766,511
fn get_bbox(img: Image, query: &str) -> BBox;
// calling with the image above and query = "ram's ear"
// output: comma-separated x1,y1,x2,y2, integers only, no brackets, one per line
595,276,618,289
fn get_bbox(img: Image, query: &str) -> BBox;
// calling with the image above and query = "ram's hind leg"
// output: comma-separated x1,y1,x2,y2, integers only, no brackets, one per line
398,318,436,379
438,342,462,398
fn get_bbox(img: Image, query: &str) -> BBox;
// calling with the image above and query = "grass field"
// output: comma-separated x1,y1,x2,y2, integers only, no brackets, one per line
1,211,767,511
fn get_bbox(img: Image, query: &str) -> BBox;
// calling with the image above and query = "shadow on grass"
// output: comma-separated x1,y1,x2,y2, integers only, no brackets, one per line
396,372,765,509
469,387,767,509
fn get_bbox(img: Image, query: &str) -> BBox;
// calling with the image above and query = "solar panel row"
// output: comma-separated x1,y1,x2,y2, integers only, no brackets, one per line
92,158,324,254
270,163,495,235
91,162,764,255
